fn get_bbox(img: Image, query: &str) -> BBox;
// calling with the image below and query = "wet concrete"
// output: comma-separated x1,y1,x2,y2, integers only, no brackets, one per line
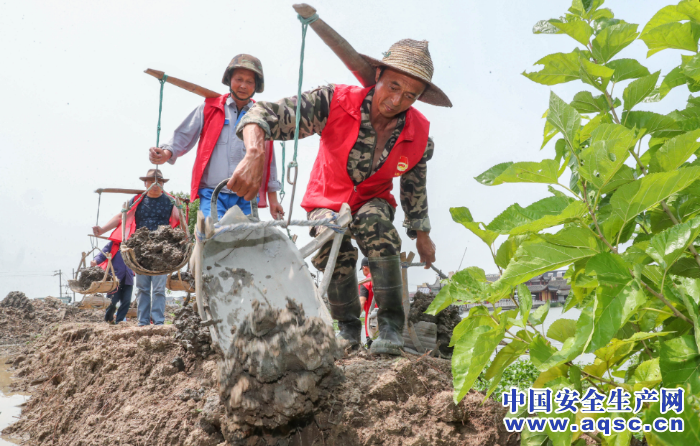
0,357,28,445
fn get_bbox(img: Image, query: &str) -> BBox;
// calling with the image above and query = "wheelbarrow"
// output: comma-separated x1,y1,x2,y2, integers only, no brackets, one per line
192,180,352,356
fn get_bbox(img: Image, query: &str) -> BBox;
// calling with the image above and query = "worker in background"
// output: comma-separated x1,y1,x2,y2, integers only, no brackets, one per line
358,257,374,347
91,241,134,324
93,170,181,326
148,55,284,220
230,39,450,355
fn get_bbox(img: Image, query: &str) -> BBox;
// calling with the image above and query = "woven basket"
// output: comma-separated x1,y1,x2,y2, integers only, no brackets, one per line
167,270,195,293
69,250,119,295
121,242,194,276
69,278,118,295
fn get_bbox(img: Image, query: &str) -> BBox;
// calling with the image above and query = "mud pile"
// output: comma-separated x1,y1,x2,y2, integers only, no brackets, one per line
125,225,188,271
0,291,34,312
0,294,102,353
219,299,343,442
76,266,111,290
409,291,461,356
174,305,214,359
174,271,195,285
2,302,516,446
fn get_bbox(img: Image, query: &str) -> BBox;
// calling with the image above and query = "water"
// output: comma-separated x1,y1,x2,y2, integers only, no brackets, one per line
0,357,27,445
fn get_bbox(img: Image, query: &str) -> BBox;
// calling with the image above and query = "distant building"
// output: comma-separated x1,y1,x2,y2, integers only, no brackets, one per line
524,270,570,302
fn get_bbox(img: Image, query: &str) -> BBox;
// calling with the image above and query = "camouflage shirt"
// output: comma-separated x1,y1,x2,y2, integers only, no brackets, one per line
236,84,432,236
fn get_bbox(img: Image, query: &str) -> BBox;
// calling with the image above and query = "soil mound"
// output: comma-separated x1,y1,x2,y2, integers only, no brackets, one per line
409,291,461,356
219,299,343,442
77,266,111,290
3,303,516,446
124,225,188,271
0,296,101,351
0,291,33,312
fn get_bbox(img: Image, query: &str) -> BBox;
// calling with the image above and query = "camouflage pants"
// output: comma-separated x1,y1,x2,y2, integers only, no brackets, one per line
309,198,401,280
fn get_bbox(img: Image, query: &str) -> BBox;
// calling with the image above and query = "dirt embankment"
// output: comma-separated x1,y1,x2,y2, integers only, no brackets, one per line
3,301,517,446
125,226,188,271
0,292,102,354
409,291,461,356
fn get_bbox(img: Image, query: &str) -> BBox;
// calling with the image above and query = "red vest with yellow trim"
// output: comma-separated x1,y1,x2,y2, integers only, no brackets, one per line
300,84,430,214
192,94,274,206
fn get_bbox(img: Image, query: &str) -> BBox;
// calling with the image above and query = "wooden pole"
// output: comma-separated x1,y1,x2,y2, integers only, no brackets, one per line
144,69,221,99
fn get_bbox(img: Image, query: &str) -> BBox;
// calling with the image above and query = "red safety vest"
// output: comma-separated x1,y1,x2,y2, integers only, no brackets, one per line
191,94,274,206
360,274,374,337
300,84,430,213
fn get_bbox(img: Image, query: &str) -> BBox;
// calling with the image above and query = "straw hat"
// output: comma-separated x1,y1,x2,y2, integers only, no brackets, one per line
139,169,169,183
360,39,452,108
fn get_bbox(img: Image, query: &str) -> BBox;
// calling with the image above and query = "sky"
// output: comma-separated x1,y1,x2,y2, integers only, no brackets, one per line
0,0,690,299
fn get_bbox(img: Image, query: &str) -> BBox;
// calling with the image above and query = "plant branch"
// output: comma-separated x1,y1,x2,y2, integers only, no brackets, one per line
638,279,692,324
660,201,700,270
581,182,617,253
555,182,582,200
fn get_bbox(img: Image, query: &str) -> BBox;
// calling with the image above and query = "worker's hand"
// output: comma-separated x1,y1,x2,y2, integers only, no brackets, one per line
92,225,103,236
416,231,436,269
267,192,285,220
90,260,97,267
228,124,267,201
149,147,172,165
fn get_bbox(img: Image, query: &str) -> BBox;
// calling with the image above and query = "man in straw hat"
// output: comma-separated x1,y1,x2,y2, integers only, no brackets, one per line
148,54,284,219
93,169,182,326
228,39,450,355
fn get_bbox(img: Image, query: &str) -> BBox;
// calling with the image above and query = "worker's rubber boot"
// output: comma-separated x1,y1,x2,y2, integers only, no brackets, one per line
327,273,362,350
369,256,404,356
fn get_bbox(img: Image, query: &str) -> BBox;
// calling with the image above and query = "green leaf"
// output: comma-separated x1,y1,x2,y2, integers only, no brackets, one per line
644,395,700,446
589,279,646,352
607,58,650,83
669,257,700,278
520,427,549,446
660,66,687,99
548,91,581,151
534,299,596,371
684,53,700,82
542,118,559,149
486,196,573,234
474,162,512,186
623,71,661,111
677,277,700,351
517,283,532,322
426,267,488,314
523,50,582,85
601,164,636,194
587,251,633,286
632,358,661,390
580,112,613,142
481,160,563,186
452,324,504,403
549,18,594,46
540,225,599,249
651,129,700,172
579,58,615,91
570,91,612,113
510,202,588,235
640,5,688,38
604,167,700,241
646,215,700,271
591,22,639,63
660,334,700,393
483,339,528,398
495,235,527,270
678,0,700,23
495,242,598,291
579,124,636,190
450,207,499,246
641,22,700,57
622,111,677,135
530,301,550,326
546,318,577,342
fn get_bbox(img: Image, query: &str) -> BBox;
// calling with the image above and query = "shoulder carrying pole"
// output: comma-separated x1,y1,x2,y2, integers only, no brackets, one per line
292,4,375,88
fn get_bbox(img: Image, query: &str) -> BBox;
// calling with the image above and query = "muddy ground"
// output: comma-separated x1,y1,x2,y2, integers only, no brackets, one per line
0,292,102,356
2,298,517,446
125,226,188,271
409,291,461,356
